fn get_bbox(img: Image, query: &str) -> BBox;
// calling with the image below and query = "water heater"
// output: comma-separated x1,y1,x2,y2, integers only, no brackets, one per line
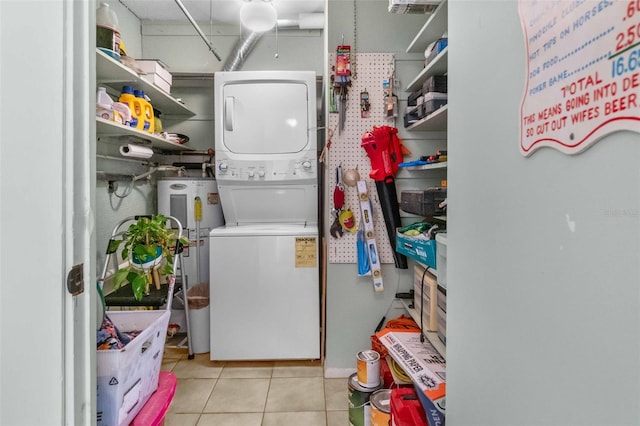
157,177,224,287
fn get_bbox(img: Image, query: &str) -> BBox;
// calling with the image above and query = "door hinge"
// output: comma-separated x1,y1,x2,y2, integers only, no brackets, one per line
67,264,84,296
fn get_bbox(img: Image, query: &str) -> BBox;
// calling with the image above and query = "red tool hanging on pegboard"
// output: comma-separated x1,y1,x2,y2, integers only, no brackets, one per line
361,125,411,269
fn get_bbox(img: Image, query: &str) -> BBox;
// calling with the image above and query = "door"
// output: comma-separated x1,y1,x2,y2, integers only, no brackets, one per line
0,1,94,424
215,71,316,155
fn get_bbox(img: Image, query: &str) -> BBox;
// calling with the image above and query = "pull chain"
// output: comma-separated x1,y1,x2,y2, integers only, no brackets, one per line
275,22,279,58
351,0,357,79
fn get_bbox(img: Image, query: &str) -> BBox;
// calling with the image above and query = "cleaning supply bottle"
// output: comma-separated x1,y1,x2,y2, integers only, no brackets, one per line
153,108,163,133
118,85,140,128
96,86,114,120
134,90,155,133
96,2,121,61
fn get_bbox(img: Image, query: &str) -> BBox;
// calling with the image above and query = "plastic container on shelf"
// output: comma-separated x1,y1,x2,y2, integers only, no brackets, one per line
96,2,121,61
97,87,130,125
112,102,132,125
153,109,163,133
134,90,155,133
118,86,140,129
96,86,114,120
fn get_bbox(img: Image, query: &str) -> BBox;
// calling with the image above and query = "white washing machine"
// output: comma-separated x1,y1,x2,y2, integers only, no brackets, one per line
209,71,320,360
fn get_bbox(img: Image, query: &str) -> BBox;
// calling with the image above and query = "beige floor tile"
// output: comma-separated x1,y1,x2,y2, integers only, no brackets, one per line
326,409,349,426
164,412,200,426
261,411,327,426
163,347,188,360
172,354,223,379
265,377,325,412
169,378,216,413
272,364,323,378
324,377,349,410
162,359,179,371
196,412,263,426
204,378,270,413
219,365,273,379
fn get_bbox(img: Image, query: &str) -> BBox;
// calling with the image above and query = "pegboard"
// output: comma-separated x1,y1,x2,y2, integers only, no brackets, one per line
326,52,397,264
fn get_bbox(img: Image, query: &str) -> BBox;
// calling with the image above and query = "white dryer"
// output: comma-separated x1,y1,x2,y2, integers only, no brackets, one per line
209,71,320,360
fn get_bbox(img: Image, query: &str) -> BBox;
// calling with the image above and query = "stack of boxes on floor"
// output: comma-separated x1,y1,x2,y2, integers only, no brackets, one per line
347,337,436,425
414,263,447,345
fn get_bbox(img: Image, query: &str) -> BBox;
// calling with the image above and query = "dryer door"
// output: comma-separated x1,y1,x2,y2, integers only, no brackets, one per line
221,81,311,154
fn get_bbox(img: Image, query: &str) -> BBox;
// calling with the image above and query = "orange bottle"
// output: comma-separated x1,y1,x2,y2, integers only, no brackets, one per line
134,90,155,133
118,86,140,129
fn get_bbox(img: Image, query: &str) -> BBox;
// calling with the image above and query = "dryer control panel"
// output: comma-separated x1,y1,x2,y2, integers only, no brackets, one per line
215,155,317,183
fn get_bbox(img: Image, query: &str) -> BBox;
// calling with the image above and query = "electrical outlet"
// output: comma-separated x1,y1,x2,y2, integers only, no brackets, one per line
108,181,118,193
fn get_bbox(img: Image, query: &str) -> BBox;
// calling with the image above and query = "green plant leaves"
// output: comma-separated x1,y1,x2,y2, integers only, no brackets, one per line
108,214,186,302
112,268,129,289
131,273,148,302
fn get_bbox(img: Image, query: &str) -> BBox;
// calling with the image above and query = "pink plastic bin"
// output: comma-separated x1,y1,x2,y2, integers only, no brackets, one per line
130,371,177,426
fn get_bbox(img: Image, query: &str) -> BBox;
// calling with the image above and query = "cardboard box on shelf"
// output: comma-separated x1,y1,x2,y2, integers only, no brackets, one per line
396,230,437,268
135,59,172,85
141,73,171,94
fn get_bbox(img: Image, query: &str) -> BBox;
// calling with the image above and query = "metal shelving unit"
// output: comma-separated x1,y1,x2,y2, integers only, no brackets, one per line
96,49,195,118
96,117,195,152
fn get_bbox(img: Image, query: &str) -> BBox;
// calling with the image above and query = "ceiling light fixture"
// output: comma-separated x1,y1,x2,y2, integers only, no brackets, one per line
240,0,277,32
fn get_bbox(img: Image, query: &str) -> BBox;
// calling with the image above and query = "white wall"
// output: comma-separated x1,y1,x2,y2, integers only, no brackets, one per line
448,1,640,425
109,0,143,58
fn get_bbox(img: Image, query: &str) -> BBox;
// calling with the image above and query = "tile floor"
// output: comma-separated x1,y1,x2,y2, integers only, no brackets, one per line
161,347,350,426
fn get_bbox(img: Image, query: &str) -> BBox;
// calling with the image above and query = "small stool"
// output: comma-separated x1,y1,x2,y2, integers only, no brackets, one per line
130,371,177,426
105,284,171,309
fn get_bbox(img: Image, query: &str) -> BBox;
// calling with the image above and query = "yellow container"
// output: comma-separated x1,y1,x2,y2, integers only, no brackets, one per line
118,86,141,129
134,90,154,133
370,389,391,426
357,350,381,389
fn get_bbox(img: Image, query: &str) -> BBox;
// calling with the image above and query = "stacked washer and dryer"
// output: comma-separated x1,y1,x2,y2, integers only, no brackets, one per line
209,71,320,360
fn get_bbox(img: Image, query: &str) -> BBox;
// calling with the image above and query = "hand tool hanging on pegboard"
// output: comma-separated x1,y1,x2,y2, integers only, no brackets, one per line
330,164,345,238
357,180,384,292
334,42,351,134
360,90,370,119
361,125,411,269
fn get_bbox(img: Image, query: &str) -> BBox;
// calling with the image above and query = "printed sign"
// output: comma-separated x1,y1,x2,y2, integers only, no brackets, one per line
295,237,317,268
519,0,640,156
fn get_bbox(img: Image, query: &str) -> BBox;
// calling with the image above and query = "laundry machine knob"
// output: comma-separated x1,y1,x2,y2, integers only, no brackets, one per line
257,170,265,178
248,170,255,178
301,161,312,170
218,163,228,172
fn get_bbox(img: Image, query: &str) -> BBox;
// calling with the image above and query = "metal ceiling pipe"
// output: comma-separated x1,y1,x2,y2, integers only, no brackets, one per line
222,30,263,71
174,0,222,61
223,16,322,71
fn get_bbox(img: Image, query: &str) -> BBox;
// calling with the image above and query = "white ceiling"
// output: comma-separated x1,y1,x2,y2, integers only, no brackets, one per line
120,0,325,23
